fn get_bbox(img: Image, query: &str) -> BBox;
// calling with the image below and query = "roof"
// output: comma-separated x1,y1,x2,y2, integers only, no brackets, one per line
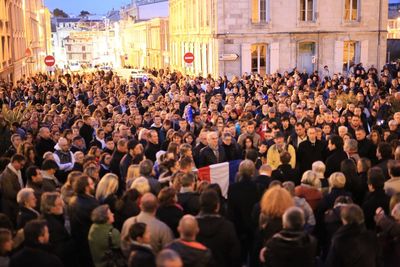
134,0,168,6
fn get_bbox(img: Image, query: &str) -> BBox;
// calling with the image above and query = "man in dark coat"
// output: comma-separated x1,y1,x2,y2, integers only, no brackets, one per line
166,215,214,267
35,127,55,166
177,173,200,216
227,160,259,262
261,207,317,267
355,129,377,164
0,154,26,224
221,132,242,161
362,167,390,230
325,135,348,178
297,127,325,176
110,138,128,178
145,130,161,163
196,190,241,267
253,164,272,196
68,175,99,267
193,130,208,167
326,204,382,267
198,132,227,168
79,115,95,149
375,142,393,180
9,220,63,267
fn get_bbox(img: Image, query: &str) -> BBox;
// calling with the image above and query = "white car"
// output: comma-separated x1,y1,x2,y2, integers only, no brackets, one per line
68,61,81,72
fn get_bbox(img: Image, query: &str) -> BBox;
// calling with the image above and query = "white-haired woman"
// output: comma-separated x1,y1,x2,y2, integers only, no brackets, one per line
16,188,40,229
95,173,119,213
312,161,329,194
295,170,323,211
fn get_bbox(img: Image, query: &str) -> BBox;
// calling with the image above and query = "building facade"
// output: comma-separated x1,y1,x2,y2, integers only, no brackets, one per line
169,0,388,78
388,3,400,39
0,0,51,82
119,0,169,69
120,17,169,68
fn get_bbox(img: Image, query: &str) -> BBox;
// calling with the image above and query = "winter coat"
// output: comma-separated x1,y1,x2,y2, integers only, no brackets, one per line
166,239,215,267
263,229,318,267
9,244,63,267
196,213,241,267
88,223,121,267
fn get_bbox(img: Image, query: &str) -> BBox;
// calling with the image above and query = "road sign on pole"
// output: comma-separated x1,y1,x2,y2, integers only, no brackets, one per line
184,52,194,68
44,55,55,67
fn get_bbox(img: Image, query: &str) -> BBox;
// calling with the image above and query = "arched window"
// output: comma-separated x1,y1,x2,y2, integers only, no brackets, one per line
251,44,268,75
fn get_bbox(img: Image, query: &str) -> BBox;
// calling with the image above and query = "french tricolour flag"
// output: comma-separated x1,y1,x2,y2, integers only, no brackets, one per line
196,160,241,198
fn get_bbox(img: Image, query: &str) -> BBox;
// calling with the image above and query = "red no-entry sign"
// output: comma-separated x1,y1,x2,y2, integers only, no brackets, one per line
44,55,55,67
184,52,194,64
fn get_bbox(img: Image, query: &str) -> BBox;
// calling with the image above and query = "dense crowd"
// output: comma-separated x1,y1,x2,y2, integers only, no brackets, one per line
0,63,399,267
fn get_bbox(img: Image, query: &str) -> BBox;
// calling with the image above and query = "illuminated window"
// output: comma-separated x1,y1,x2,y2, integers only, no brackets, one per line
343,41,360,71
252,0,269,23
300,0,315,21
251,44,268,75
344,0,359,21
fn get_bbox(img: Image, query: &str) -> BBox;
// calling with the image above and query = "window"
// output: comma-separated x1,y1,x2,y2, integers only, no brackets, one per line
83,53,86,60
82,46,85,52
67,45,71,51
344,0,359,21
343,41,360,71
252,0,269,23
300,0,315,21
251,44,268,75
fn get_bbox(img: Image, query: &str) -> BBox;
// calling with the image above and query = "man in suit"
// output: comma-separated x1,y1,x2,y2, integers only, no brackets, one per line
297,127,326,176
199,131,227,167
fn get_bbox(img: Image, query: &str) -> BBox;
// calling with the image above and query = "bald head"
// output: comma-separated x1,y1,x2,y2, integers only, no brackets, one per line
58,137,69,151
140,193,158,213
178,215,199,240
259,164,272,176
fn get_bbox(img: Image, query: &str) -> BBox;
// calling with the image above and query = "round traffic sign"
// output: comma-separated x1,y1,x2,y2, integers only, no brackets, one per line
44,55,55,67
184,52,194,64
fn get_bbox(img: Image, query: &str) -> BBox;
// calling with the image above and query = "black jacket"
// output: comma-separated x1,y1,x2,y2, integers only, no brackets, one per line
357,138,377,164
110,150,125,177
193,143,206,167
9,245,63,267
264,229,317,267
196,213,241,267
198,146,227,168
222,143,242,161
35,137,56,166
16,206,39,229
145,142,160,163
271,164,300,185
166,239,214,267
177,192,200,216
128,243,156,267
227,178,259,242
325,149,348,178
156,204,184,238
79,123,94,149
297,140,325,175
375,159,390,180
362,189,390,230
326,223,382,267
42,213,77,267
68,193,99,267
253,175,272,196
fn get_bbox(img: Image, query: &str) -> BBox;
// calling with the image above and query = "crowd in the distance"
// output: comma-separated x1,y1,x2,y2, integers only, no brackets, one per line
0,63,400,267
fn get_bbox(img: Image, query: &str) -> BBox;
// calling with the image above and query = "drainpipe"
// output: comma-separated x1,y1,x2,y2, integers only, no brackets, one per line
377,0,382,66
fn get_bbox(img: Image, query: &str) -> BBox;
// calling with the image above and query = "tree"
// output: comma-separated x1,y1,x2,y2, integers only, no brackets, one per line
53,8,69,18
79,10,91,17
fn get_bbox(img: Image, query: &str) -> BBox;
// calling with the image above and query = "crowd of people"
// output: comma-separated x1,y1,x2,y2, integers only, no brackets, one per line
0,63,399,267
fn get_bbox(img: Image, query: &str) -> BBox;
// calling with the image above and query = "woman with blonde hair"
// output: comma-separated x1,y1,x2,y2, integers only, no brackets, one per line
295,170,323,210
126,164,140,189
130,177,151,196
96,173,119,212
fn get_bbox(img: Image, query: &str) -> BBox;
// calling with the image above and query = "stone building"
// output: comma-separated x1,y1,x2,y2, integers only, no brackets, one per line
0,0,51,82
169,0,388,78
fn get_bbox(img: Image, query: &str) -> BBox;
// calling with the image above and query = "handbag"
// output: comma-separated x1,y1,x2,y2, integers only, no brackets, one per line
104,228,127,267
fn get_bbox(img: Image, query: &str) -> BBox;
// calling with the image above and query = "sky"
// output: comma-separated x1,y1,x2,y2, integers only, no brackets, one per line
44,0,131,16
45,0,400,16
